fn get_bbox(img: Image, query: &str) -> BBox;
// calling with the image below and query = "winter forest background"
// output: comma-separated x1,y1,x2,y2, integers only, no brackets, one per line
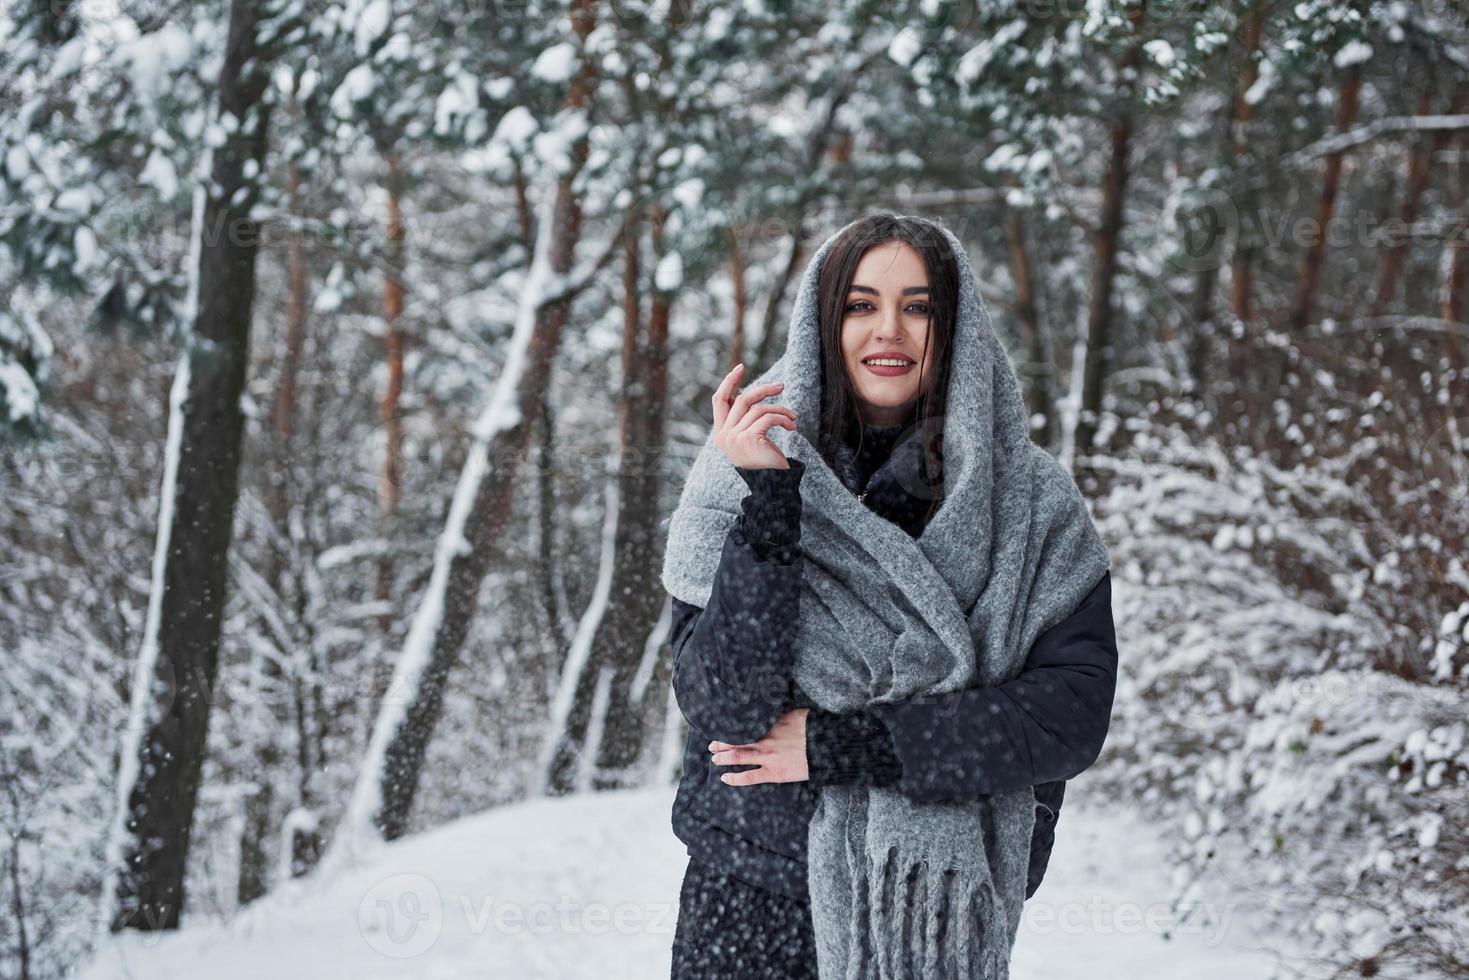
2,0,1467,977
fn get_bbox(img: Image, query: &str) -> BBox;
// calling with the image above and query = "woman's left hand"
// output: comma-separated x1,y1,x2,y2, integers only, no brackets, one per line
709,708,810,785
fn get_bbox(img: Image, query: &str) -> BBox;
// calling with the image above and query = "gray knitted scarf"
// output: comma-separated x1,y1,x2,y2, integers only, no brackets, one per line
662,216,1110,978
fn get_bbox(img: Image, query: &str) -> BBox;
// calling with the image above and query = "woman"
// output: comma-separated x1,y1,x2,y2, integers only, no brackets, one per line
663,212,1118,978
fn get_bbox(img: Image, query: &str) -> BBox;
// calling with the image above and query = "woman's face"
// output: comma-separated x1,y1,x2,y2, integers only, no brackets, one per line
839,240,937,427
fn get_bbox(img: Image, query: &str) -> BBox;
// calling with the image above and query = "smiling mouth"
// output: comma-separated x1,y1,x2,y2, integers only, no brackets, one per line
861,355,916,376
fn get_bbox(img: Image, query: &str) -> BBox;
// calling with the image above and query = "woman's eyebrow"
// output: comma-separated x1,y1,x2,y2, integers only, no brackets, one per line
849,284,931,296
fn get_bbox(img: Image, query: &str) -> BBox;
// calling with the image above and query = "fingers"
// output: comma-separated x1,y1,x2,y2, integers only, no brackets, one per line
723,385,789,439
711,364,784,429
720,767,767,786
711,363,744,429
731,401,798,437
710,733,808,786
710,739,780,785
714,373,789,435
746,414,797,461
712,744,765,785
708,739,759,752
709,745,761,766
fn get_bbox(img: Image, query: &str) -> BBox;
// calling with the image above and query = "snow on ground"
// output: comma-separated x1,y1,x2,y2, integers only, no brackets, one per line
78,783,1285,979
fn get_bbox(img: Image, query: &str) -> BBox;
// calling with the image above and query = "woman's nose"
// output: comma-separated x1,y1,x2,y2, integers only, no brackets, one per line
876,316,907,344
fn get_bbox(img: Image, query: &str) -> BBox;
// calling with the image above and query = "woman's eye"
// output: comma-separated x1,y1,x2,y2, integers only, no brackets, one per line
844,300,929,314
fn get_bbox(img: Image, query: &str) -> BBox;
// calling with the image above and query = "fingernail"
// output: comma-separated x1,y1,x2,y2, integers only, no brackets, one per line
720,774,730,783
707,741,715,751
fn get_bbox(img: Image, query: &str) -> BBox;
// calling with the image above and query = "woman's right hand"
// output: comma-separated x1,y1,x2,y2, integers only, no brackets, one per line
713,363,798,470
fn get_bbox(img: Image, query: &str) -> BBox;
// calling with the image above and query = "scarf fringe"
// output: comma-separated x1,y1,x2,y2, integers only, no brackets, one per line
846,843,1008,979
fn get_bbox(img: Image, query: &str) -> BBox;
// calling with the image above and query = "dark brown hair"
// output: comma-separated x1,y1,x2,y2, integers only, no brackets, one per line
815,211,958,518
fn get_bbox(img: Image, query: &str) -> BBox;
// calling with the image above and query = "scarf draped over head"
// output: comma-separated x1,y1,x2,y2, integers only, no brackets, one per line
662,214,1110,978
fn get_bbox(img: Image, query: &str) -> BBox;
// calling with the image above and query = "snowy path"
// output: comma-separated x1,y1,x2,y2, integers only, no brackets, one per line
79,784,1283,978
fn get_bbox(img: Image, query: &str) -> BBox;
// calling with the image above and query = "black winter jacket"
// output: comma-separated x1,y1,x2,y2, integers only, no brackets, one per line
668,421,1118,902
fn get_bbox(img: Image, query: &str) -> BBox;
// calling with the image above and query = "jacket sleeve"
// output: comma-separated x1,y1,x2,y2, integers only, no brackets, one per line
669,459,805,745
859,570,1119,804
806,707,904,787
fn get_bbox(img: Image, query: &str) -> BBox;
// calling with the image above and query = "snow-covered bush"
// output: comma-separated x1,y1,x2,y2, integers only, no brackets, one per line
1087,405,1469,978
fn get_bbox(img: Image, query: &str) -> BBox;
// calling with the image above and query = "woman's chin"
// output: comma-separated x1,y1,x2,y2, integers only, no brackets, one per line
856,388,919,411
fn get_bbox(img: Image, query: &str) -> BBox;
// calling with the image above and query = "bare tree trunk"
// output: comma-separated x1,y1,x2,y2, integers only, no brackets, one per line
513,154,533,249
1443,139,1467,378
370,150,407,715
753,228,808,374
1226,0,1265,331
1188,0,1263,395
237,81,316,908
6,777,33,980
109,0,275,933
279,98,323,881
1074,7,1145,460
535,387,566,646
826,129,853,166
1003,200,1053,448
728,225,748,370
1373,85,1469,313
1074,116,1131,459
377,151,407,609
1289,63,1363,333
629,207,675,766
272,139,310,462
527,189,567,657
